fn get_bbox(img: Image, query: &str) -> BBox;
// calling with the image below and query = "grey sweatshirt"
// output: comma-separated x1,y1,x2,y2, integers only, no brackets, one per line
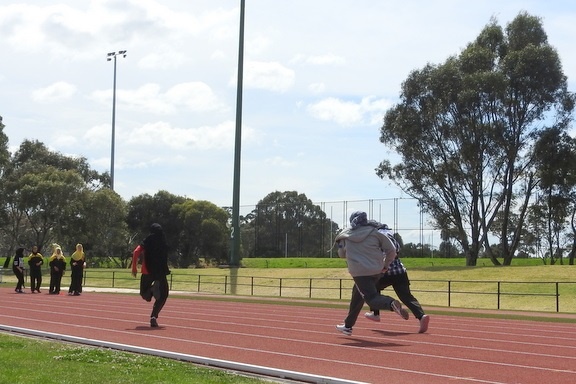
335,225,397,277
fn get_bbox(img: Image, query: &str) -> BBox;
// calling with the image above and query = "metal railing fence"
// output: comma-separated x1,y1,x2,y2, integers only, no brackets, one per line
2,268,571,313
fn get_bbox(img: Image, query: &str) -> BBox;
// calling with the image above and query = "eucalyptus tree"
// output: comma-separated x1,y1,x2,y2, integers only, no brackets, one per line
0,115,8,174
376,12,574,265
79,188,129,267
243,191,337,258
171,199,229,267
0,116,10,254
126,190,187,263
2,140,111,253
526,128,576,264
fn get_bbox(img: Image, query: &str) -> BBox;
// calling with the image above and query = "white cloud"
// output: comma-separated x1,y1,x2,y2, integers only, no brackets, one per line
305,54,346,66
306,96,392,126
308,82,326,94
90,82,226,114
126,120,256,150
84,123,111,147
264,156,296,167
239,60,295,92
138,51,189,70
290,53,345,66
31,81,77,102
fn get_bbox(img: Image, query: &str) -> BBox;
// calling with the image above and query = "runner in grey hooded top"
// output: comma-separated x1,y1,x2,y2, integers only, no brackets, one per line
335,211,409,332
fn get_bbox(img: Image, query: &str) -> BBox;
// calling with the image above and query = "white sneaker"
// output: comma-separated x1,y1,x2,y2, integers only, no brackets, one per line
418,315,430,333
336,324,352,336
364,312,381,322
391,300,409,320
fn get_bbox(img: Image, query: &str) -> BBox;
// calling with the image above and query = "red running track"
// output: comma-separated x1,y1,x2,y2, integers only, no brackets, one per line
1,286,576,384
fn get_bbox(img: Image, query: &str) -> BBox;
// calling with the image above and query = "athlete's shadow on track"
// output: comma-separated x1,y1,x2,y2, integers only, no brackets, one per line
132,326,165,331
340,338,405,348
371,330,411,337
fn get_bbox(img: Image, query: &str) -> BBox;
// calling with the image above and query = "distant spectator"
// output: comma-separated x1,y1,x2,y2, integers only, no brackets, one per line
12,248,26,293
28,245,44,293
68,244,85,296
48,244,66,295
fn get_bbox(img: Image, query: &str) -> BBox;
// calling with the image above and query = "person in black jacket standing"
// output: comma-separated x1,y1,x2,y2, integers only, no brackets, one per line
28,245,44,293
131,223,171,327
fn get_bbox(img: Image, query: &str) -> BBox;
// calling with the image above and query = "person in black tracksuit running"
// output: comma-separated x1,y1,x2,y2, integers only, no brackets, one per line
131,223,171,328
364,224,430,333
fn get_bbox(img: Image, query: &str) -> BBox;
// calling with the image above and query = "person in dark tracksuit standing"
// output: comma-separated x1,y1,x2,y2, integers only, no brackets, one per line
132,223,171,328
12,248,26,293
48,245,66,295
28,245,44,293
68,244,85,296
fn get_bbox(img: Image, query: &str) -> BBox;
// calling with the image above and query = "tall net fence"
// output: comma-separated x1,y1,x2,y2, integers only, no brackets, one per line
238,198,438,258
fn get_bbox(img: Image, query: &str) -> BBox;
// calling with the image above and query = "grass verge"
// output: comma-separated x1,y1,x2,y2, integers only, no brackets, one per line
0,332,269,384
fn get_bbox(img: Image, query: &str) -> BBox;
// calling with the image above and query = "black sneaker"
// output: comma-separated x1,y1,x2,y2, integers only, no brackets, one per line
150,317,158,327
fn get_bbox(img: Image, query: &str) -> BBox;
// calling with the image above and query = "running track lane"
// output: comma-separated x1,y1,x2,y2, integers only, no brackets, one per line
1,287,575,384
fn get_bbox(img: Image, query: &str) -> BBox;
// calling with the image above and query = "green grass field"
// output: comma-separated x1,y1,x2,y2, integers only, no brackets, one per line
0,333,268,384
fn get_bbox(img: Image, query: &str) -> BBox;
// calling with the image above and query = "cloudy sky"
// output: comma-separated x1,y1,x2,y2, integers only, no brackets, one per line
1,1,575,238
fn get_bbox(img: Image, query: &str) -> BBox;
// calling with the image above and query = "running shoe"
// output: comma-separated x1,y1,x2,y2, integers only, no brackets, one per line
418,315,430,333
391,300,409,320
364,312,381,322
336,324,352,335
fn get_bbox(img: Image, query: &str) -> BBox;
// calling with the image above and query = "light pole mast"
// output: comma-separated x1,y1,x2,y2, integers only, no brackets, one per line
230,0,245,267
106,50,127,191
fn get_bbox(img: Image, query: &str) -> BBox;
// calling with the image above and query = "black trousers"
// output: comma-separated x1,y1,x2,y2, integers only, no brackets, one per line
69,266,83,293
49,272,64,293
371,272,426,319
30,269,42,291
13,267,25,290
343,274,396,328
140,274,169,319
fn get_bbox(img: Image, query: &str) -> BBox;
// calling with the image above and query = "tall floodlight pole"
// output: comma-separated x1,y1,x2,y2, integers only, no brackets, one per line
230,0,245,266
106,50,127,191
